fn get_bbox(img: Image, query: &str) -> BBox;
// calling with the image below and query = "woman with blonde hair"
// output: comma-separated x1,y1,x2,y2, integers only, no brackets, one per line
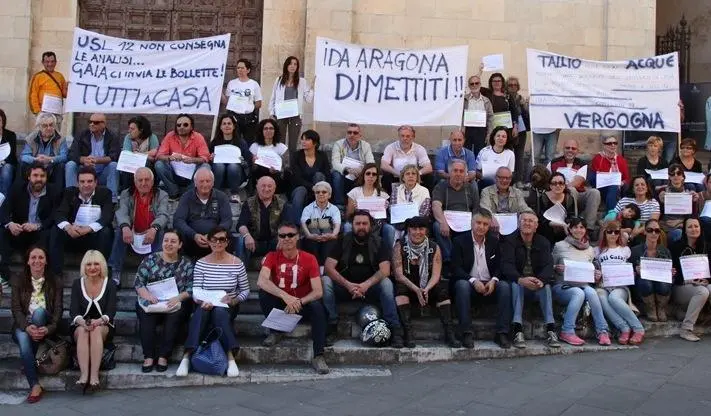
391,165,431,240
637,135,668,192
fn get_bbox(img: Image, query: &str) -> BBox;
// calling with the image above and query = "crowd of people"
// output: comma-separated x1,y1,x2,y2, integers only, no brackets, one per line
2,52,709,404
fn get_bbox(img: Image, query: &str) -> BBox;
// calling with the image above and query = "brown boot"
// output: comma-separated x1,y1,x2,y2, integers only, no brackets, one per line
655,294,670,322
642,295,658,322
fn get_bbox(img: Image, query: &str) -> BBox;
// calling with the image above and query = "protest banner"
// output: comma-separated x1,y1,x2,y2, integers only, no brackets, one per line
314,37,468,126
66,28,230,115
526,49,680,132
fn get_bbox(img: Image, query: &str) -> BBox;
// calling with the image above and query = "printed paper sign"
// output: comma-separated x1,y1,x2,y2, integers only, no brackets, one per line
463,110,486,127
640,257,673,284
680,255,711,281
601,263,635,287
117,150,148,174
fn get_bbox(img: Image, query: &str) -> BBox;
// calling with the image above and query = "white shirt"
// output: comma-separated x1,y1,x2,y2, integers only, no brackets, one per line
249,142,288,157
475,146,515,176
468,238,497,283
382,141,431,175
225,78,262,114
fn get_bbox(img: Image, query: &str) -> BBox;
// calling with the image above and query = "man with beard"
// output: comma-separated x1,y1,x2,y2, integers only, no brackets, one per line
323,210,404,347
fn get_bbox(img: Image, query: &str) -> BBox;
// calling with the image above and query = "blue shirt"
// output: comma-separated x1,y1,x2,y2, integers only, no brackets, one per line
27,185,47,224
90,131,106,175
434,145,477,173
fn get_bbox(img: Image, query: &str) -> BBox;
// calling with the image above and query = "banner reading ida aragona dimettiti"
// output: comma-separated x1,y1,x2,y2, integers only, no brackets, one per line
314,37,469,126
527,48,681,132
65,28,231,115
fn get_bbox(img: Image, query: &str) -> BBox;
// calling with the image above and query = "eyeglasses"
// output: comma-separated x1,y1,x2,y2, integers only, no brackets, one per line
176,123,190,128
346,130,359,135
604,141,618,146
550,181,566,186
278,232,298,239
605,229,620,235
209,236,228,244
645,228,662,234
89,120,104,125
496,176,512,180
315,190,329,194
364,171,378,177
670,171,684,177
263,126,275,130
564,146,578,150
468,82,480,86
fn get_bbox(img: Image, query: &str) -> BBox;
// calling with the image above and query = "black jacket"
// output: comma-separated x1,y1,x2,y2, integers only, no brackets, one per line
451,233,500,281
68,128,121,163
1,129,18,166
0,182,60,230
289,150,331,190
209,135,253,170
55,186,114,229
669,238,710,285
500,232,554,284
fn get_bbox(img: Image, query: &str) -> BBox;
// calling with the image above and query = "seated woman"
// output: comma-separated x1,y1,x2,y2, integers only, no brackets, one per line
589,135,630,211
629,219,673,322
670,217,711,342
609,176,660,244
531,172,577,244
658,164,700,243
551,218,610,346
249,119,287,192
11,246,62,403
475,126,515,190
345,163,396,248
289,130,331,224
671,138,704,192
134,229,194,373
390,164,431,241
637,135,668,194
120,115,159,192
595,221,645,345
176,227,250,377
70,250,117,393
210,114,252,203
301,181,341,266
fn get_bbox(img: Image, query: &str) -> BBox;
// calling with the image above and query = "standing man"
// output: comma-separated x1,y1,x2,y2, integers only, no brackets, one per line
66,113,121,203
380,125,433,193
28,52,67,120
222,58,262,145
463,75,494,156
330,123,375,207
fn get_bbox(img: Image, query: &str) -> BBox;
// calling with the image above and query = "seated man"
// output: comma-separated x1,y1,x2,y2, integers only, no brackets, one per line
173,167,232,259
154,113,211,200
434,130,477,186
257,222,329,374
108,167,170,285
500,212,560,349
331,123,375,207
65,113,121,203
548,139,601,235
431,159,480,266
323,210,404,347
0,163,60,288
49,166,114,276
19,112,68,189
480,166,532,232
451,209,512,349
392,216,460,348
236,176,290,266
380,125,433,193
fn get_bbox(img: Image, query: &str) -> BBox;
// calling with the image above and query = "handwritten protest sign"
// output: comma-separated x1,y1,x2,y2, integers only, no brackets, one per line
314,37,468,126
66,28,230,115
527,49,680,132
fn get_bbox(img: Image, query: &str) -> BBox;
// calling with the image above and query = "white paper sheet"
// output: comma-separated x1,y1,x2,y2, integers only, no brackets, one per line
275,99,299,119
74,205,101,226
595,172,622,189
0,142,10,161
556,165,587,184
131,232,152,255
640,257,673,284
41,94,63,114
444,210,472,232
463,110,486,127
255,148,283,171
141,301,181,313
680,254,711,281
700,201,711,219
357,197,387,219
261,308,303,332
685,171,705,184
601,262,635,287
644,169,668,180
492,112,513,128
563,259,595,283
213,144,242,164
170,161,196,179
146,278,179,301
494,213,518,235
543,203,567,226
482,54,504,72
226,94,250,113
664,192,693,215
342,156,364,172
192,287,229,308
389,203,419,224
117,150,148,174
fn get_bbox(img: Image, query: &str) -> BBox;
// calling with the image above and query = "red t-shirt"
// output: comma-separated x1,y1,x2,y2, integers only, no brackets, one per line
263,250,320,299
133,192,155,233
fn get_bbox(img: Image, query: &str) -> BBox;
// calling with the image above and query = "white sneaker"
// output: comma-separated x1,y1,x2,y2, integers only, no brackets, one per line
227,361,239,377
175,358,190,376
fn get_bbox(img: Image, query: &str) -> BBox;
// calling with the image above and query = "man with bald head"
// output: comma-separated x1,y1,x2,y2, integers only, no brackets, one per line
236,176,291,265
108,167,170,285
174,167,232,259
435,130,477,185
480,166,532,224
65,112,121,202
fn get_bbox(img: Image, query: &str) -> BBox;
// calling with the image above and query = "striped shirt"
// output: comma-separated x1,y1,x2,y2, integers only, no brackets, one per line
613,197,660,222
193,258,250,303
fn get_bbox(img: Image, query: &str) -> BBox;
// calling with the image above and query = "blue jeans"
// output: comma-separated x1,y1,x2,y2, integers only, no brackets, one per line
596,288,644,332
259,290,327,356
14,308,48,388
65,161,119,201
290,172,327,223
0,163,14,196
552,284,608,335
235,234,277,266
433,220,465,263
184,304,239,353
342,222,396,250
635,278,672,297
108,227,163,280
667,228,683,244
212,163,245,194
598,185,620,212
512,282,555,325
532,131,561,165
155,161,211,198
454,279,512,334
331,171,355,206
321,275,401,328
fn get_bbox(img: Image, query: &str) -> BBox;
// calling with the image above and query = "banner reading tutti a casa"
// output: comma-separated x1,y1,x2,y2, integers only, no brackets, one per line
66,28,230,115
314,37,468,126
527,48,680,132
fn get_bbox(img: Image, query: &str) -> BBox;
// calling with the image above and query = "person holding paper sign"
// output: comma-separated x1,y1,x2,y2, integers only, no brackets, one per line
134,230,194,373
0,109,18,196
551,217,611,346
28,51,67,116
637,136,668,191
19,113,68,190
658,164,699,242
475,127,515,189
209,114,252,203
257,222,329,374
301,181,341,265
344,163,396,249
176,227,249,378
65,113,121,203
155,114,211,201
481,73,519,137
671,138,704,192
589,135,629,211
249,119,288,191
629,219,674,323
669,217,711,342
390,165,431,241
49,166,114,277
380,125,433,194
330,123,375,207
529,172,577,244
119,116,159,192
480,166,532,233
289,130,331,224
595,221,645,345
462,75,494,156
269,56,314,152
222,58,262,145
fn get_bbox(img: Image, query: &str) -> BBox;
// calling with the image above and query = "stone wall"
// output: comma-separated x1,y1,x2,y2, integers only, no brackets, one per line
0,0,33,133
657,0,711,83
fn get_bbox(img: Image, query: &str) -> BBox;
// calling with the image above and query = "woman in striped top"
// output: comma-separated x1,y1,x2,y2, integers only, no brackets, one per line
612,176,661,223
176,227,249,378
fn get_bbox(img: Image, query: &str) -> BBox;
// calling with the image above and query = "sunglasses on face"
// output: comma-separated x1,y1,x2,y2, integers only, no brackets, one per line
469,82,480,86
604,141,618,146
346,131,359,135
278,232,297,239
605,229,620,235
209,236,228,244
176,123,190,128
364,171,378,177
496,176,512,180
670,171,684,177
645,228,662,234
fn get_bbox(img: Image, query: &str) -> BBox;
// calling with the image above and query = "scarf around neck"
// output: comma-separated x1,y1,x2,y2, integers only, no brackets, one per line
565,235,589,251
404,238,430,289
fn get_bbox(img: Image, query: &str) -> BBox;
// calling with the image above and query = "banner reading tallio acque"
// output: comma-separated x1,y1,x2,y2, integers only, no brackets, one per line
314,37,469,126
527,48,681,132
65,28,231,115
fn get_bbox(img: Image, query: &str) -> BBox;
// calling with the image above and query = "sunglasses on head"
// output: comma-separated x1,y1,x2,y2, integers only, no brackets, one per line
645,228,661,234
278,232,297,239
